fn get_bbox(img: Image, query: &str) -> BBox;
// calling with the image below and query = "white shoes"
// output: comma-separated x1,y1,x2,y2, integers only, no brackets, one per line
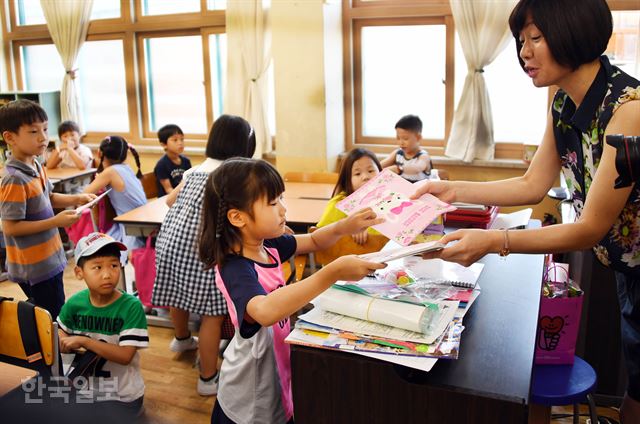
197,372,219,396
169,335,199,353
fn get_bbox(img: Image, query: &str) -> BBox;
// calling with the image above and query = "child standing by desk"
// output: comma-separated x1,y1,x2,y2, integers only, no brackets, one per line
0,100,94,319
380,114,432,182
199,158,386,423
152,115,256,396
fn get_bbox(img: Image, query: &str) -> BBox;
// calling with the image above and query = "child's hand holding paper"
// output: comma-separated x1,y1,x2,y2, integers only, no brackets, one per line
74,189,111,215
337,207,385,236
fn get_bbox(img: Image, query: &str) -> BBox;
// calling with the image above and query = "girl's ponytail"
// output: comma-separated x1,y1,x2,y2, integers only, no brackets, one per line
127,144,143,178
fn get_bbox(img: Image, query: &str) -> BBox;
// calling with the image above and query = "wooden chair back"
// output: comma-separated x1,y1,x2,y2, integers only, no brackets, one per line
284,171,339,184
0,299,57,368
309,226,388,267
141,172,158,199
434,168,450,180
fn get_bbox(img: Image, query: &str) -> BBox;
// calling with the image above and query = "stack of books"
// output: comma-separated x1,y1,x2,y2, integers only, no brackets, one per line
445,203,499,229
285,257,483,368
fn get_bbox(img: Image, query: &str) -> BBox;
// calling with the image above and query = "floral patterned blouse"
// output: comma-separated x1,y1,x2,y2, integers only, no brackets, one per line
553,55,640,275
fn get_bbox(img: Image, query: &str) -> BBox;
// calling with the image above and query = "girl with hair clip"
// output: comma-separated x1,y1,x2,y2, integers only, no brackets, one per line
83,135,147,252
317,148,385,245
413,0,640,421
152,114,257,396
199,158,386,424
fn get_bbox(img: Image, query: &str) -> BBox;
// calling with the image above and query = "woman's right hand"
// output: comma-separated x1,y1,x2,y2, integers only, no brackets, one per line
325,255,386,282
410,179,456,203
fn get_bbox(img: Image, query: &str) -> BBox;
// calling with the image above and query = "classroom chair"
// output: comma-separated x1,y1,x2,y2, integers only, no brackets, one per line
529,356,600,424
308,226,388,271
282,255,308,283
283,171,339,184
0,297,60,378
141,172,159,199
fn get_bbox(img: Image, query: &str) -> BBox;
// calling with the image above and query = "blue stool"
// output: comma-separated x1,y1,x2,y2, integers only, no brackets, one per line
531,356,599,424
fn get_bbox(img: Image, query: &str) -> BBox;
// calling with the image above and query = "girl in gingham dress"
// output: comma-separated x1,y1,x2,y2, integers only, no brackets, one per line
152,115,256,396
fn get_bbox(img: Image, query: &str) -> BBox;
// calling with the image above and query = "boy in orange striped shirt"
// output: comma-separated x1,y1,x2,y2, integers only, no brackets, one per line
0,100,95,319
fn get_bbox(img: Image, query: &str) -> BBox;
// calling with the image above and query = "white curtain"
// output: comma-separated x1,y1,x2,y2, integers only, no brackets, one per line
445,0,516,162
40,0,93,128
225,0,272,158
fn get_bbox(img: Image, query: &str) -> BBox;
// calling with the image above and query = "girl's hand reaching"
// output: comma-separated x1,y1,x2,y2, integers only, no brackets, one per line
324,254,386,282
411,179,456,203
339,207,384,236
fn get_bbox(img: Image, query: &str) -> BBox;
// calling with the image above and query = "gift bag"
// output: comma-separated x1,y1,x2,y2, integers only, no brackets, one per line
535,260,584,364
131,235,156,308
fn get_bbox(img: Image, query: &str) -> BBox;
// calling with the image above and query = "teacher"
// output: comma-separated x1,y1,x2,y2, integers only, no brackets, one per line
413,0,640,422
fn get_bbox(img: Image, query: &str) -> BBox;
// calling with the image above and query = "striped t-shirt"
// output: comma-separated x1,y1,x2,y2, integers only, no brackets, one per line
57,289,149,402
0,158,65,285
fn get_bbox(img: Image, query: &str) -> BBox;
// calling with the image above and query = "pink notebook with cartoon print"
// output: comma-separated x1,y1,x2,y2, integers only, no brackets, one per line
337,169,456,246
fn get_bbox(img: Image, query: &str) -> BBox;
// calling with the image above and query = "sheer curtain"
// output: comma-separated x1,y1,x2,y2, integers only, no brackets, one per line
40,0,93,128
225,0,272,158
445,0,516,162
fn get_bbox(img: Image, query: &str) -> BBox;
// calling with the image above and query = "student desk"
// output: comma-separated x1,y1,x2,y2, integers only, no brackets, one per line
283,181,334,200
290,250,545,423
47,167,96,193
114,188,329,238
0,362,38,397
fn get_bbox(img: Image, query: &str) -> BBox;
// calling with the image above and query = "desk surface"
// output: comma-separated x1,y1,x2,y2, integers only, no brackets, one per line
0,362,38,397
47,167,96,182
114,183,329,228
291,249,544,421
284,182,334,200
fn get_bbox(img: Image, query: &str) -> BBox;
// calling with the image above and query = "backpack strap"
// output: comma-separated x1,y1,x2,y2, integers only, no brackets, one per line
16,301,43,363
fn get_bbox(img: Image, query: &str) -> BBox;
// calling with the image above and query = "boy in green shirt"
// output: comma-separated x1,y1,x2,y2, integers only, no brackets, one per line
57,232,148,418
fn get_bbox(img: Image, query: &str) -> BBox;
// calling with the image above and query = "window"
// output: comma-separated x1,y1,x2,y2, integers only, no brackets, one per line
142,0,200,16
15,0,120,25
143,35,207,134
209,33,228,121
208,0,227,11
607,10,640,79
359,24,447,140
20,44,63,91
77,40,129,132
483,39,547,144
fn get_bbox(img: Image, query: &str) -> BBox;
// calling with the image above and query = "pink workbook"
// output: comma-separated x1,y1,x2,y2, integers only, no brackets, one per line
337,169,456,246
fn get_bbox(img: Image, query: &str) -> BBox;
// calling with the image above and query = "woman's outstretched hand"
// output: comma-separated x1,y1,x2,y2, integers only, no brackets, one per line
421,229,500,267
411,179,456,204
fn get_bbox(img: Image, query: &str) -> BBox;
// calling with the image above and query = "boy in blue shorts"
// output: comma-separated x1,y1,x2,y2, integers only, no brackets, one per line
57,232,149,419
0,99,95,319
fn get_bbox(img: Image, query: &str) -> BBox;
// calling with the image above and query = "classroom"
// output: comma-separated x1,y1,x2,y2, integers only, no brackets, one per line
0,0,639,423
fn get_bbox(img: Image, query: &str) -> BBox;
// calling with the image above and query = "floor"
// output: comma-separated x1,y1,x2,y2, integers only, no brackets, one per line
0,261,624,424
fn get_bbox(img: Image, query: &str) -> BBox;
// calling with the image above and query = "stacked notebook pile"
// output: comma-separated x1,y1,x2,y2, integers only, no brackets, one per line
445,203,499,229
285,256,483,370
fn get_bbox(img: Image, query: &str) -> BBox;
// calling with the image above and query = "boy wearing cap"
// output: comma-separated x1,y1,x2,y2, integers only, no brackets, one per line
57,232,148,418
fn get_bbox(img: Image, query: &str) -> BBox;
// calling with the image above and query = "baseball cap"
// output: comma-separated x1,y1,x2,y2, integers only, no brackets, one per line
74,232,127,264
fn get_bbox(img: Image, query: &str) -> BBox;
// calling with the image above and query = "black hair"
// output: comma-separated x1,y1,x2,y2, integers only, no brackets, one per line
395,115,423,134
0,99,48,134
509,0,612,71
97,135,143,178
199,158,284,269
157,124,184,145
58,120,81,139
77,244,122,268
334,148,382,196
205,114,257,160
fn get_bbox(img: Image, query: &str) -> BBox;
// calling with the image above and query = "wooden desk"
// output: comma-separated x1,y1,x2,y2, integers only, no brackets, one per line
291,251,545,423
47,167,96,193
114,194,327,237
0,362,38,397
284,182,334,200
114,196,169,237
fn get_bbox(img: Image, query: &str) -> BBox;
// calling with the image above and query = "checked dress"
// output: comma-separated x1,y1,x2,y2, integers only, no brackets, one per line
152,163,228,316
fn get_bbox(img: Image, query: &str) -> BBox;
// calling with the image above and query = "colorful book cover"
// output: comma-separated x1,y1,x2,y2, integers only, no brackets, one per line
336,169,456,246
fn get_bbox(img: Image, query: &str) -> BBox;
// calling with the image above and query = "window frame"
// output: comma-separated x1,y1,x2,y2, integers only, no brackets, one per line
0,0,225,148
